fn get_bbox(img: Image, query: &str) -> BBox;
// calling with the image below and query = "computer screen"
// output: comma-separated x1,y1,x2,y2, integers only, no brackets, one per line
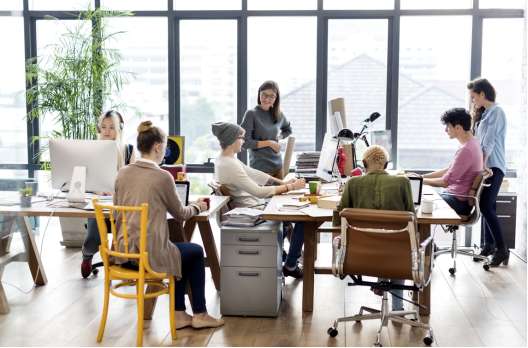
408,177,423,205
316,133,340,182
371,130,392,162
175,181,190,206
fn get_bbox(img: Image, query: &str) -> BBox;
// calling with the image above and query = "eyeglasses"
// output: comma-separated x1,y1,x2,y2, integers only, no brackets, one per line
260,93,277,101
237,136,245,141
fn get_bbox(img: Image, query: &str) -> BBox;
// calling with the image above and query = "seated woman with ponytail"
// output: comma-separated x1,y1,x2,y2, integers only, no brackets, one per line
111,120,225,330
81,110,136,278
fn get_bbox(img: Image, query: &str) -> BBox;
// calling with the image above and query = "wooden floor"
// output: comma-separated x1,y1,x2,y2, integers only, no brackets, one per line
0,219,526,347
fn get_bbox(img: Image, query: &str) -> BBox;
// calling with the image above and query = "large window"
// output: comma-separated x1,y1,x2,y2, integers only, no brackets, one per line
397,16,472,170
247,16,317,153
180,20,237,164
0,17,27,165
482,18,524,170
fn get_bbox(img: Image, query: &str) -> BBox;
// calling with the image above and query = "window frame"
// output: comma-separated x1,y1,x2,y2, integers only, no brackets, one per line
0,0,523,177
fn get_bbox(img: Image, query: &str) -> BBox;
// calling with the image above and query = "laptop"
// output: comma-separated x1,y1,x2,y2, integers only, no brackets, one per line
408,177,423,207
175,181,190,206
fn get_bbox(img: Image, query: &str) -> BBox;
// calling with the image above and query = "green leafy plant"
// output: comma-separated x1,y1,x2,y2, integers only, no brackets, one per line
24,5,141,170
19,187,33,197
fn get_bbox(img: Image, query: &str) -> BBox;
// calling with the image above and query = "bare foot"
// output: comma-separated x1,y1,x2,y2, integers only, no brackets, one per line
194,312,220,323
175,310,193,321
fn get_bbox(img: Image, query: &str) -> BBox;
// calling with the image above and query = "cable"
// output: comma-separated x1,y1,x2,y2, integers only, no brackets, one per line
45,182,67,207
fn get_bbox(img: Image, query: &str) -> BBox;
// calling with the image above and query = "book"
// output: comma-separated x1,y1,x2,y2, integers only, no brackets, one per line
276,201,310,210
317,195,342,209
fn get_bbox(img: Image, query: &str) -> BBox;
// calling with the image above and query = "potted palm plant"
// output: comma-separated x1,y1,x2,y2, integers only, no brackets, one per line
24,5,140,246
19,188,33,208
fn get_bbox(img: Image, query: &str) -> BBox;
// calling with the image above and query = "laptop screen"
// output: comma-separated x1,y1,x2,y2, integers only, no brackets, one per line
175,181,190,206
408,177,423,205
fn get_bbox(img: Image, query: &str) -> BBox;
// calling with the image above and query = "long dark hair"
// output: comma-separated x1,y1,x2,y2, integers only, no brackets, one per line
467,77,496,134
257,80,281,124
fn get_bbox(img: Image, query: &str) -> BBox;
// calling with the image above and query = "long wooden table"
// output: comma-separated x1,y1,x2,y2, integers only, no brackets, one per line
0,193,229,316
261,185,461,315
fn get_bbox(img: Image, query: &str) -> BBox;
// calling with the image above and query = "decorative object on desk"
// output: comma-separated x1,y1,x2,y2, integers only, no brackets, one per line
19,187,33,207
165,136,185,165
317,195,341,209
177,172,185,181
351,167,364,177
336,146,347,176
309,182,321,194
24,6,139,173
25,182,38,196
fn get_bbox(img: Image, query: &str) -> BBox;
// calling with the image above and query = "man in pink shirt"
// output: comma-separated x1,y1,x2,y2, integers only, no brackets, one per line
407,108,483,215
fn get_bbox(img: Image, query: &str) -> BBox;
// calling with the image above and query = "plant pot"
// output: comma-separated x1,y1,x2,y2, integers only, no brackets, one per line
20,196,31,208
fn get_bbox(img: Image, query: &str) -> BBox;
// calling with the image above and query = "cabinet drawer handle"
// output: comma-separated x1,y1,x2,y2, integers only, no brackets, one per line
237,272,260,277
497,215,511,218
237,237,261,243
496,201,511,203
238,250,260,255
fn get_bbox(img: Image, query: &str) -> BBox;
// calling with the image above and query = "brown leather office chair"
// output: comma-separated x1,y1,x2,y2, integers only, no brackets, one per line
329,208,434,346
435,171,491,273
208,180,236,227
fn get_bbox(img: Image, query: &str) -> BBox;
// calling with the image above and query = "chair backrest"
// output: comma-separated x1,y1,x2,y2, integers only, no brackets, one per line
282,136,295,178
339,208,426,283
207,180,236,222
93,199,166,277
463,171,490,225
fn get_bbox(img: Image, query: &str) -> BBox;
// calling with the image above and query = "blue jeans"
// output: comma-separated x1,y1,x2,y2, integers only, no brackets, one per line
173,242,207,313
481,168,505,249
440,194,472,216
379,278,405,310
283,222,305,269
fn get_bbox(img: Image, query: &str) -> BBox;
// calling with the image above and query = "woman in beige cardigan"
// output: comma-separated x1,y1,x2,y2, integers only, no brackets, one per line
112,120,224,330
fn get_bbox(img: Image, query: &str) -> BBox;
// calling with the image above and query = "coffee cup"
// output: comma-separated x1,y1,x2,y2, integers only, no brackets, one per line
25,182,38,196
309,182,321,194
202,197,210,210
421,199,437,214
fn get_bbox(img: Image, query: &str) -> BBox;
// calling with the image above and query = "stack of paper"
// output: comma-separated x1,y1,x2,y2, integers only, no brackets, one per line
277,201,311,211
223,208,264,227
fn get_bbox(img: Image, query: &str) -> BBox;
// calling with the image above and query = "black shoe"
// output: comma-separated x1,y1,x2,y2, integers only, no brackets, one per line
473,243,495,261
282,249,287,262
490,247,510,267
283,264,303,279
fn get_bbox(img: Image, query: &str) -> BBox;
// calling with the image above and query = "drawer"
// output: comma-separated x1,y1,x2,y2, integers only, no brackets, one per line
221,232,279,246
480,215,516,249
221,244,280,268
495,197,517,216
220,266,281,317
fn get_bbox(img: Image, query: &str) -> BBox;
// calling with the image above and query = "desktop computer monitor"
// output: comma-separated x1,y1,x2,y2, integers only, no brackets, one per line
49,140,117,202
316,133,340,182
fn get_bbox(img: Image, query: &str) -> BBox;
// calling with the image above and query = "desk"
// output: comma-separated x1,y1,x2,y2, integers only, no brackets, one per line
0,193,229,316
261,185,460,315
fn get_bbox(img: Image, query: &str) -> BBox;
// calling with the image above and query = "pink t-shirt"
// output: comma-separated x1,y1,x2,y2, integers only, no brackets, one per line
442,138,483,201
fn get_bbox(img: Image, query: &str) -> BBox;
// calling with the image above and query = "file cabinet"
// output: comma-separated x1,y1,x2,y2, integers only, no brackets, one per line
472,192,517,248
220,221,282,317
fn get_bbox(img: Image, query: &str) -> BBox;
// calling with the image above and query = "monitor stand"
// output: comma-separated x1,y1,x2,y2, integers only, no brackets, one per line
67,166,87,204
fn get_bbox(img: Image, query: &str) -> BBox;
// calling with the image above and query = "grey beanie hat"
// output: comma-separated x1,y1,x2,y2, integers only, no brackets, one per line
211,122,243,147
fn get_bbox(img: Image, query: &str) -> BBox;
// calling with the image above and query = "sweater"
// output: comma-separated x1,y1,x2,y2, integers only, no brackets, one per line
110,160,200,279
333,170,416,226
214,155,276,207
240,106,293,172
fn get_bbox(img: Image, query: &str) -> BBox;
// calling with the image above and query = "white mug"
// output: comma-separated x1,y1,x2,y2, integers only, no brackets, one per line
421,199,437,214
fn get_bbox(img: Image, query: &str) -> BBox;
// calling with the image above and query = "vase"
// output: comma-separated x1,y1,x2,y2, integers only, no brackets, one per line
20,196,31,208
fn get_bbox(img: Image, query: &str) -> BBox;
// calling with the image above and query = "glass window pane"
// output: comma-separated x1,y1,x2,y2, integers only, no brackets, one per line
327,19,388,139
401,0,472,9
180,20,237,164
397,16,472,170
482,18,523,170
324,0,394,10
480,0,526,9
248,0,317,10
0,17,27,164
175,0,241,11
101,0,167,11
30,0,95,10
109,17,168,149
0,0,22,10
248,17,317,153
187,173,215,195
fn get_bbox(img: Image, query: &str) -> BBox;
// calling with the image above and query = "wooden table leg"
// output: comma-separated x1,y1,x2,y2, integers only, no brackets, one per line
302,221,323,312
197,221,221,291
184,220,197,243
418,223,431,316
16,216,47,285
0,217,17,314
143,284,159,320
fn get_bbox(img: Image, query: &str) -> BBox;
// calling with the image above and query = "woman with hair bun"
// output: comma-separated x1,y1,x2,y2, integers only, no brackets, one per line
110,120,224,330
81,110,136,278
467,77,509,267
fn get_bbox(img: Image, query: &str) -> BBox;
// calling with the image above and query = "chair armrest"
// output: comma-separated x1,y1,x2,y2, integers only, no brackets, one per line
418,236,434,289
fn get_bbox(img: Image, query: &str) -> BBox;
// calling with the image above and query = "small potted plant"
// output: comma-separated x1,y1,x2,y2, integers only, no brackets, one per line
19,187,33,207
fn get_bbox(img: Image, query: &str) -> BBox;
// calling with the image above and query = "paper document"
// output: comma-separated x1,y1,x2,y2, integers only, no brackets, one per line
223,208,263,217
300,205,334,217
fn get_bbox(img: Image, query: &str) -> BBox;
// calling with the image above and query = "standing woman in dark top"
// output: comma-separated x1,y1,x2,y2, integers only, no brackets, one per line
80,110,136,278
467,78,509,266
241,80,292,179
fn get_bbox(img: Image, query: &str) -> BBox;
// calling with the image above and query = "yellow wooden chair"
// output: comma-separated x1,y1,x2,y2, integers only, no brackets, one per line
93,199,177,347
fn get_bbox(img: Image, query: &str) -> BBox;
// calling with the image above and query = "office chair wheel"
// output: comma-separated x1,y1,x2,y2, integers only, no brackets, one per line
92,268,99,275
327,327,338,337
483,264,490,271
449,267,456,274
423,336,434,345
